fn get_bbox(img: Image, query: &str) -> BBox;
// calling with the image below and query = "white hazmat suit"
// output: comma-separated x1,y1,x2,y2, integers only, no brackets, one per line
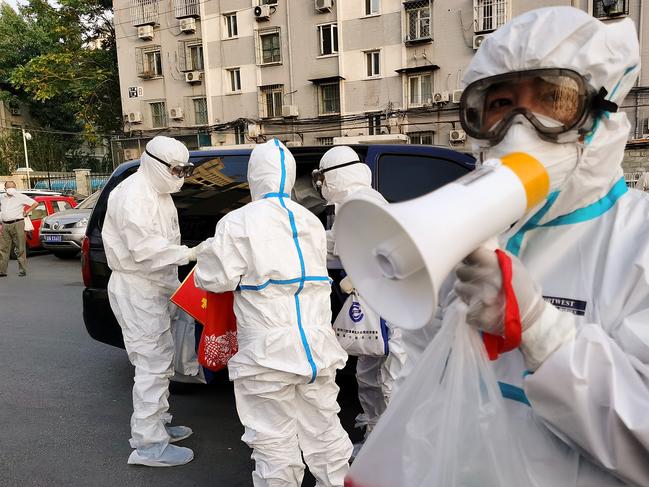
103,136,195,467
194,139,352,486
403,7,649,486
318,146,408,439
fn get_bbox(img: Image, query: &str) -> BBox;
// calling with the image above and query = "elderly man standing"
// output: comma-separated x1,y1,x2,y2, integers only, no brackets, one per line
0,182,38,277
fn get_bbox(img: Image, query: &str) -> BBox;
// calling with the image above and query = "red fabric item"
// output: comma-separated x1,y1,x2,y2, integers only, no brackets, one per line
171,269,238,372
482,249,523,361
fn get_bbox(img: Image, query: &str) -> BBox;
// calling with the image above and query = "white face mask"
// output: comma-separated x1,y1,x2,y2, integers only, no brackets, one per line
6,188,17,196
483,116,580,192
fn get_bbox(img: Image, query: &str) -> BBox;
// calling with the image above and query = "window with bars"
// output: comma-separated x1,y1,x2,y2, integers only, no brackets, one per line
317,137,334,146
318,23,338,56
258,29,281,65
405,1,431,42
130,0,159,26
365,50,381,78
193,98,208,125
318,82,340,115
150,101,167,127
173,0,199,19
136,46,163,78
224,12,238,38
592,0,628,18
408,131,434,144
260,85,284,118
474,0,507,33
368,113,382,135
408,73,432,106
179,41,204,71
228,68,241,92
365,0,379,15
235,125,246,144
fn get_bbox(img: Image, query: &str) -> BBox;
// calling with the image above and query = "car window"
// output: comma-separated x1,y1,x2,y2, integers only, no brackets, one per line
54,201,73,212
30,202,48,220
77,191,100,209
377,154,470,203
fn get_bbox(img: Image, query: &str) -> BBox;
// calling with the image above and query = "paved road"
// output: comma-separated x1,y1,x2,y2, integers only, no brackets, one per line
0,254,362,487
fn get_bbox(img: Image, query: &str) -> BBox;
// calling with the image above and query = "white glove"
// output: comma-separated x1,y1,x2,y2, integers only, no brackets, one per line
187,240,209,262
454,247,575,370
340,276,354,294
326,229,336,256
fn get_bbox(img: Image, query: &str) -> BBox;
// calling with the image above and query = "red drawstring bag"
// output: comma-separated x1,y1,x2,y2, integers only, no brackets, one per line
171,269,238,372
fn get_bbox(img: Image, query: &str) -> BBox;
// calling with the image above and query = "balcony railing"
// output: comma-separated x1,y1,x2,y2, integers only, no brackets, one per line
174,0,200,19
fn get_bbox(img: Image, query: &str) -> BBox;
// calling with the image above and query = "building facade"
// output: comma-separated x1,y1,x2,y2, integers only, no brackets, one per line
114,0,649,166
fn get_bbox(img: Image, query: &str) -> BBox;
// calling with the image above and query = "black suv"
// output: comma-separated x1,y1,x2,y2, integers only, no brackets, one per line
82,144,474,349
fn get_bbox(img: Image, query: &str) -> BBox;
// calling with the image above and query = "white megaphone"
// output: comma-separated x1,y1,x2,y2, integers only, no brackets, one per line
335,152,549,330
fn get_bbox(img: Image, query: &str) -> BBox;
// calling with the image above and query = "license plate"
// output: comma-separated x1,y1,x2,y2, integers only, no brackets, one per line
44,235,62,243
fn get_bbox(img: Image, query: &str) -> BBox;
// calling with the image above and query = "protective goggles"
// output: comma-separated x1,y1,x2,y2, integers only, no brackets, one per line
145,150,195,178
459,68,618,144
311,161,363,192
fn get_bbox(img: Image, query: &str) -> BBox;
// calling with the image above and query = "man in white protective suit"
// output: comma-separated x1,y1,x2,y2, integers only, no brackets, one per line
314,146,407,456
103,136,198,467
400,6,649,486
194,139,352,486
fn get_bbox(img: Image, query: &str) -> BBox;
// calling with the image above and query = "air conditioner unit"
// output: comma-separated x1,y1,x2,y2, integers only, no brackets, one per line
123,149,140,161
9,107,20,116
179,17,196,33
432,91,450,104
315,0,333,13
128,112,143,124
452,89,463,104
185,71,203,83
449,129,466,143
248,123,261,138
286,140,303,147
282,105,299,118
473,33,489,50
212,133,229,145
137,25,154,40
170,107,184,120
254,5,272,21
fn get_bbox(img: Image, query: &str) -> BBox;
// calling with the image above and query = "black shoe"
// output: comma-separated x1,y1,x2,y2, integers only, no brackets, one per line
18,271,26,277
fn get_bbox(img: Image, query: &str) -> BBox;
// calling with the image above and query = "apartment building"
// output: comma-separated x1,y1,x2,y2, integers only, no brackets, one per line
114,0,649,160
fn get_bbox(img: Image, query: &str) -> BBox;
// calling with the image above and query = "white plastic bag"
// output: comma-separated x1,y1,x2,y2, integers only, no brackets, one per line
23,216,33,232
333,291,389,357
170,308,201,379
346,302,538,487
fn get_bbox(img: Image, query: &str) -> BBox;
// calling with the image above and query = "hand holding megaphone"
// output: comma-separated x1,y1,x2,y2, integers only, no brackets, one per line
335,153,549,330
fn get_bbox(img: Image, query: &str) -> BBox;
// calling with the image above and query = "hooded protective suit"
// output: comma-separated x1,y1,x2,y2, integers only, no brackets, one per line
194,139,352,486
103,136,194,466
319,146,408,437
402,7,649,486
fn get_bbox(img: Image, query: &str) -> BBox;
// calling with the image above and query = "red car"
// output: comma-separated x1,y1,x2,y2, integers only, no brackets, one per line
25,194,78,250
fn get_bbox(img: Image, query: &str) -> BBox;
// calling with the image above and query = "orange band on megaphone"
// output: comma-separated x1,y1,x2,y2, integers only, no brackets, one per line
501,153,550,210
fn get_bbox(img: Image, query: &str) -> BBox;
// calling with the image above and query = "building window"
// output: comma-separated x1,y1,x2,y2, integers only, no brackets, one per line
136,46,163,78
130,0,159,26
173,0,199,19
260,85,284,118
179,41,204,71
408,131,434,144
260,0,277,4
365,0,379,15
319,82,340,115
592,0,628,18
193,97,208,125
258,30,281,65
408,73,432,106
227,68,241,92
318,23,338,56
224,12,238,37
317,137,334,146
235,125,246,144
368,113,382,135
405,1,431,41
365,50,381,78
473,0,507,33
150,101,167,127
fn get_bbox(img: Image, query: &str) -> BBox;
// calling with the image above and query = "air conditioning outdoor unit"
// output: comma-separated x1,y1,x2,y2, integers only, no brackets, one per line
185,71,203,83
286,140,303,147
315,0,333,13
282,105,299,118
179,17,196,33
248,123,261,138
452,89,463,104
432,91,450,104
473,33,489,50
123,149,140,161
449,129,466,143
170,107,184,120
138,25,154,40
212,133,229,145
128,112,143,124
254,5,272,21
9,107,20,116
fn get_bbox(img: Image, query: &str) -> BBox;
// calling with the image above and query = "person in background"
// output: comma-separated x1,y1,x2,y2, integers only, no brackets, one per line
0,181,38,277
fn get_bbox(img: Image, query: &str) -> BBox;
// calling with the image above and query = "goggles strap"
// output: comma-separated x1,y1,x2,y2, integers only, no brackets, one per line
593,87,618,113
320,160,362,175
145,149,173,169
